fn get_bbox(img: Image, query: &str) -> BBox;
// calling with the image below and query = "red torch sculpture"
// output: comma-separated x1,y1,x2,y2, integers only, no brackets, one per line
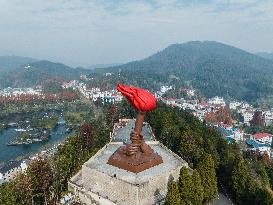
107,84,163,173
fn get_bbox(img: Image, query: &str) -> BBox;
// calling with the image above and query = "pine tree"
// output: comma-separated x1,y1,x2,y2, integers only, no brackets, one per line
254,187,273,205
231,156,256,204
191,170,204,205
197,154,218,204
178,167,193,205
164,180,180,205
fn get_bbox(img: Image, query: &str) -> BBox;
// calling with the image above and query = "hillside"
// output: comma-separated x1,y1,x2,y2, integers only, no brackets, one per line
87,63,121,70
0,60,89,88
96,41,273,102
256,52,273,61
0,56,37,73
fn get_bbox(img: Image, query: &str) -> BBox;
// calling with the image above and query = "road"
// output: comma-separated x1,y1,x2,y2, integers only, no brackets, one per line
212,181,233,205
212,193,233,205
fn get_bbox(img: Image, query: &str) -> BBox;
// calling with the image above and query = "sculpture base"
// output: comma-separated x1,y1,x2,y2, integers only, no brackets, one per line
69,142,190,205
107,145,163,173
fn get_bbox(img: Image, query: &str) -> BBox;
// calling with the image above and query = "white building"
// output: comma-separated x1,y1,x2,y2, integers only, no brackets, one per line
186,89,195,96
164,98,177,106
105,73,112,76
193,110,205,121
229,101,242,110
20,161,28,172
264,111,273,126
208,96,226,107
242,111,254,125
160,85,172,94
233,129,244,141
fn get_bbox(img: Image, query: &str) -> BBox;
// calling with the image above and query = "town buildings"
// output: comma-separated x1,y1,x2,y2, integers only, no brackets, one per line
0,87,42,97
252,133,272,145
264,111,273,126
208,96,226,107
0,160,28,185
156,92,273,158
62,80,123,104
242,111,254,125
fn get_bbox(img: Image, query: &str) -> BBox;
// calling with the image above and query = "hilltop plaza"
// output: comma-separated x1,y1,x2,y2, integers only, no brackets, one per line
69,119,189,205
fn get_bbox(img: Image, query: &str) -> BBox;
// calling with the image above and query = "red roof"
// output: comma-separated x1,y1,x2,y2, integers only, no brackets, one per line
221,124,232,129
253,133,272,139
167,98,176,101
199,102,209,106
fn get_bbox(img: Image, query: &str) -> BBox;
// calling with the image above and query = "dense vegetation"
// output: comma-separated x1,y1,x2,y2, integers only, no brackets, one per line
256,52,273,61
96,41,273,103
147,103,273,204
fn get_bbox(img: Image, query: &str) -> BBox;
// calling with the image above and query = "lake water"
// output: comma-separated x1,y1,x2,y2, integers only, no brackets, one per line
0,120,72,163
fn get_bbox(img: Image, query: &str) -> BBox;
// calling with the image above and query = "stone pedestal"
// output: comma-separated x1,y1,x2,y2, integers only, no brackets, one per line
69,142,189,205
107,144,163,173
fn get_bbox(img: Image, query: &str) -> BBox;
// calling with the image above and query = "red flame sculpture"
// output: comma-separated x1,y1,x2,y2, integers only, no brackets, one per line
117,83,156,112
107,84,163,173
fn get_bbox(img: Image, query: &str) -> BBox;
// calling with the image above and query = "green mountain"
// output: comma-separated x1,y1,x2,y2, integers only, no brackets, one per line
0,60,89,88
0,56,37,73
87,63,121,70
97,41,273,102
256,52,273,61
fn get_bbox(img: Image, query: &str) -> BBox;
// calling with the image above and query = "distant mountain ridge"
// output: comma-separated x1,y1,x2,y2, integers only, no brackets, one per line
256,52,273,61
0,60,91,88
1,41,273,103
0,56,37,73
96,41,273,102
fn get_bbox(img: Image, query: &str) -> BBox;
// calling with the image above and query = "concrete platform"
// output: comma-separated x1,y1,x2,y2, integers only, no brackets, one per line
69,142,189,205
111,119,155,142
69,120,189,205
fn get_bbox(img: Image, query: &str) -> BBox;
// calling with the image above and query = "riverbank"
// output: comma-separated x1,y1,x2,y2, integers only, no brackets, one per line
0,118,73,163
0,136,70,185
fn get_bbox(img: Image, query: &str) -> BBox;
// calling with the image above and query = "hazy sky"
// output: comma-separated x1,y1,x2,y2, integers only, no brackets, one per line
0,0,273,67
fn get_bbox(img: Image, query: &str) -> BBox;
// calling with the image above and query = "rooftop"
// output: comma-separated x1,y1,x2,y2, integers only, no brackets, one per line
83,142,186,185
0,160,22,174
245,139,270,148
253,133,272,139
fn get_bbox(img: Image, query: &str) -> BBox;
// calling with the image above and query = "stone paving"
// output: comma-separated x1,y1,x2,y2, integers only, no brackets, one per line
111,119,155,142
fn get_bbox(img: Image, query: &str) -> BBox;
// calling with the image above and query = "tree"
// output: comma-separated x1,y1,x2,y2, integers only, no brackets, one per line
250,111,264,128
191,170,204,205
79,122,94,150
254,187,273,205
0,181,17,205
204,107,233,125
42,79,63,94
197,154,218,204
231,156,256,205
178,167,193,205
27,157,53,204
14,174,33,205
164,180,180,205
